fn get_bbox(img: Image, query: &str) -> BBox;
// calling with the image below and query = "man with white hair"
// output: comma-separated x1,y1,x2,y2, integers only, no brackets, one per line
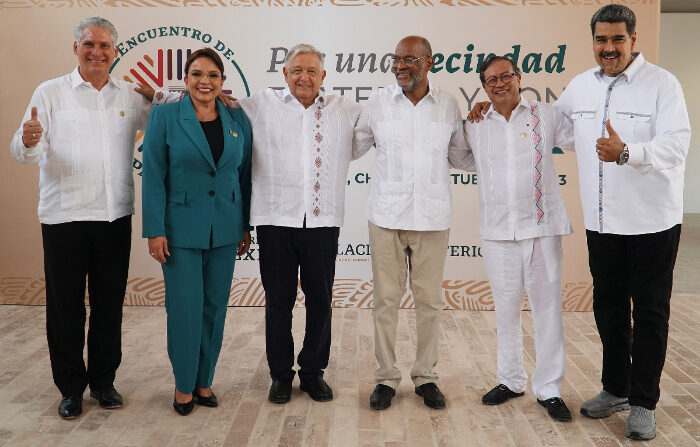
10,16,157,419
236,44,365,403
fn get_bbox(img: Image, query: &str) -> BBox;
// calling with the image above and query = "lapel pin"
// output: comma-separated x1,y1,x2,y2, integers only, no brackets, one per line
230,129,238,137
120,111,125,117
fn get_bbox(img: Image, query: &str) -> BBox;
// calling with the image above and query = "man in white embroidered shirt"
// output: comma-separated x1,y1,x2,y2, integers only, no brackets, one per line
10,17,156,419
355,36,469,410
236,44,364,404
463,56,574,422
555,5,691,440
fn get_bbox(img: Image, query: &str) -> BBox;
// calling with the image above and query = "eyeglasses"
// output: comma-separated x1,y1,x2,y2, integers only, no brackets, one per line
390,55,429,67
188,72,225,81
484,72,518,87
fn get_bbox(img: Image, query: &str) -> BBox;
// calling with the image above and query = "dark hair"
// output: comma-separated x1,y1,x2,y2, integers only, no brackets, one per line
590,5,636,36
184,47,224,77
479,56,521,85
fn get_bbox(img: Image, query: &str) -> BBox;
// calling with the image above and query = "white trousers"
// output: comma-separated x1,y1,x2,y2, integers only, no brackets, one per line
481,235,565,400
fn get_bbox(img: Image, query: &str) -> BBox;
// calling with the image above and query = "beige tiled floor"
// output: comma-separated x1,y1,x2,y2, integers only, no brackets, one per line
0,298,698,447
0,215,698,447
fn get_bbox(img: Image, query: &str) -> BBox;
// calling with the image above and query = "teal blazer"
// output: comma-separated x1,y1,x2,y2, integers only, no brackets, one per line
142,96,252,249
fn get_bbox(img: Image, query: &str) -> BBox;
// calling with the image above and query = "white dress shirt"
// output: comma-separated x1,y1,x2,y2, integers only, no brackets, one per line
465,97,574,241
555,53,691,235
10,67,153,224
357,83,469,231
237,88,363,228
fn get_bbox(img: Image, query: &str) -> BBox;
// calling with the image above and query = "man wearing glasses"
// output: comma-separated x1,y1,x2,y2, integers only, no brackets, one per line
463,56,574,422
354,35,469,410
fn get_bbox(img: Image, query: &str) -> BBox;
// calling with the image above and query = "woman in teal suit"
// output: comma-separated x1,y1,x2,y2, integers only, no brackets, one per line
141,48,251,416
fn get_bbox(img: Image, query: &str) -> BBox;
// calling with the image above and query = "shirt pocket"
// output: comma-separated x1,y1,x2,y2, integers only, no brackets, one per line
54,109,91,141
570,108,598,148
372,181,412,218
375,120,407,182
614,110,653,144
429,122,452,184
112,108,136,135
570,110,596,120
60,173,98,210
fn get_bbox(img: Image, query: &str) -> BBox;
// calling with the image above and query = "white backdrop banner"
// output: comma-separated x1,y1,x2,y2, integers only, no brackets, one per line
0,0,660,309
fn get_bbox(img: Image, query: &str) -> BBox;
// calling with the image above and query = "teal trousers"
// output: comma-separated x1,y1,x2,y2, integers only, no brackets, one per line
162,243,236,393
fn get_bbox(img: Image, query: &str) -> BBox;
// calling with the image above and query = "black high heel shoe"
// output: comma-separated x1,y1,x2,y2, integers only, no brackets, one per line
193,388,218,407
173,392,194,416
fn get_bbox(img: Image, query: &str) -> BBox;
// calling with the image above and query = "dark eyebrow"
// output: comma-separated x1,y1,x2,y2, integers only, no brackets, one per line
594,34,627,40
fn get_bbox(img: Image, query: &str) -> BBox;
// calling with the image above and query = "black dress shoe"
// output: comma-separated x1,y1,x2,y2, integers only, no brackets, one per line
58,395,83,419
300,376,333,402
268,379,292,403
482,384,525,405
193,388,218,407
173,394,195,416
537,397,572,422
89,386,124,409
415,383,446,409
370,384,395,410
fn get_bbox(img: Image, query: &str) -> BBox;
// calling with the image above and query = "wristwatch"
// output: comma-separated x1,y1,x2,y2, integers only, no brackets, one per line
616,144,629,165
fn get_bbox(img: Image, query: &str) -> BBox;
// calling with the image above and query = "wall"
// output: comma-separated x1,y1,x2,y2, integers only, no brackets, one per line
0,1,662,309
660,13,700,213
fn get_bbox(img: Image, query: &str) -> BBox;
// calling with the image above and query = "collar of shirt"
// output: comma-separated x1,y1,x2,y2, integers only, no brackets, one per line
484,95,532,122
386,80,439,104
280,86,326,108
593,51,644,84
69,66,119,91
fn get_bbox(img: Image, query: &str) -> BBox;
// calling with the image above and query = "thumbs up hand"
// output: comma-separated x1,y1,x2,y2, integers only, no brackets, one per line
595,119,625,162
22,106,43,148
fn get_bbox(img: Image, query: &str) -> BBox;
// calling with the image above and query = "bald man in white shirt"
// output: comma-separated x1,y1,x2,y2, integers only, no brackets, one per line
356,36,470,411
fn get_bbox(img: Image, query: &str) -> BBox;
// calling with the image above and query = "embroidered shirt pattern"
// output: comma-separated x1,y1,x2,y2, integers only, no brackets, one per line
311,99,328,217
530,104,545,225
598,73,626,233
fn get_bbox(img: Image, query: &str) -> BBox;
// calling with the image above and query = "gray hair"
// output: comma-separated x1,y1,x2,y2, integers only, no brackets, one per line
74,16,118,44
284,44,325,69
590,5,636,36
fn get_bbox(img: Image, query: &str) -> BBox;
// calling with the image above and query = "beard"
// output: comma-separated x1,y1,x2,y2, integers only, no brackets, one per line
393,68,424,92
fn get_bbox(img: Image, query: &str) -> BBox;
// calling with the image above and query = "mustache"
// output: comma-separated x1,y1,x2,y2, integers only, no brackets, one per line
600,51,620,59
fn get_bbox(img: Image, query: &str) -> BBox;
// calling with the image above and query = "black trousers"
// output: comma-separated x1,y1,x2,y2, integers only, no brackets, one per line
41,215,132,397
257,225,339,382
586,224,681,410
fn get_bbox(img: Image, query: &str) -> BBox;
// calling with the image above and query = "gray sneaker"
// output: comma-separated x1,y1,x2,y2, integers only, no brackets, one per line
580,390,630,418
625,406,656,440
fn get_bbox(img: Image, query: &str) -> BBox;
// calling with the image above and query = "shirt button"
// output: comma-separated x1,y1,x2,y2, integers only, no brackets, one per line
210,171,215,177
209,191,215,196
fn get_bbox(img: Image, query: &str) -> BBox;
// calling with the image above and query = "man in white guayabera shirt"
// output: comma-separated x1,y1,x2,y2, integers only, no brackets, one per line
556,4,691,440
235,44,366,405
462,55,574,423
10,16,158,420
354,35,470,411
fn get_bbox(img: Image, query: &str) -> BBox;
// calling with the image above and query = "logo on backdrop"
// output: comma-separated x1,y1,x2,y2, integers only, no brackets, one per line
108,25,250,177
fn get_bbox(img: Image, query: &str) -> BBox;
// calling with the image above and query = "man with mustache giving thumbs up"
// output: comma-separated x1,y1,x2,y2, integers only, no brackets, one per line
10,16,159,420
555,4,691,440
